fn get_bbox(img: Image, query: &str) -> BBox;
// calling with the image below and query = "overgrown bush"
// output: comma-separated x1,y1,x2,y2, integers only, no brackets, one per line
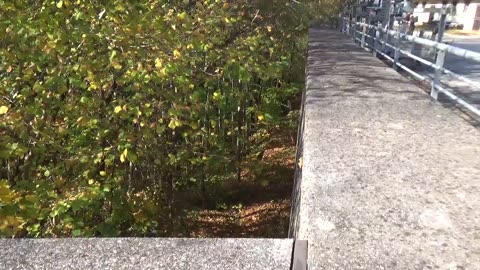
0,0,340,237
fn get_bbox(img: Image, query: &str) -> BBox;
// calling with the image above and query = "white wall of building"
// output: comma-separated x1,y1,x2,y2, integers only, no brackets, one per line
413,3,479,31
460,4,478,30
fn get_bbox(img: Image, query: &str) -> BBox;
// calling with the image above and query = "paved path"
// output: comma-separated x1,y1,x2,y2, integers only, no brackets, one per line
295,28,480,269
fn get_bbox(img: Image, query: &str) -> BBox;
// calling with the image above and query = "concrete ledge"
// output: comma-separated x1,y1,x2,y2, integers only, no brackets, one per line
294,28,480,269
0,238,293,270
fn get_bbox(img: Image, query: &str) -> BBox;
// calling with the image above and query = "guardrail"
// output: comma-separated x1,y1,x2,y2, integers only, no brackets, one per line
340,18,480,117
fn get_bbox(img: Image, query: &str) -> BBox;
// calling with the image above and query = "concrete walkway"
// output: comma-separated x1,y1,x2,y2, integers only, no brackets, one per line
295,28,480,269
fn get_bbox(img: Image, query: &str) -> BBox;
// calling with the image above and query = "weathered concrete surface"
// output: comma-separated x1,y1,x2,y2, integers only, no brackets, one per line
0,238,293,270
297,28,480,269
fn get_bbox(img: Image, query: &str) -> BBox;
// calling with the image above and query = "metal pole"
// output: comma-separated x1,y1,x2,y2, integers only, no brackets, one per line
385,0,396,56
361,18,366,48
393,34,400,71
374,24,380,57
358,21,480,62
349,5,354,36
367,9,372,48
431,49,446,100
352,5,358,43
339,13,343,33
437,3,447,43
411,30,424,55
388,0,395,30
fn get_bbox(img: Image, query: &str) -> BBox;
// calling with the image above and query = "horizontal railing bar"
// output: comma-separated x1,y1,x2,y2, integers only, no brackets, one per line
355,22,480,62
436,84,480,116
348,21,480,90
376,48,394,62
342,18,480,117
398,50,437,68
396,61,430,82
380,38,480,90
442,68,480,90
385,43,395,49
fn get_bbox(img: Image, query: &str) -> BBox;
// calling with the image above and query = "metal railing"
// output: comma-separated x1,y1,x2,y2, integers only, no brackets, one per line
340,17,480,117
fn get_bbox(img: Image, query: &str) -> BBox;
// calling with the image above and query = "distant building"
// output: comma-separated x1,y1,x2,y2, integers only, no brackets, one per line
351,0,480,31
413,3,480,31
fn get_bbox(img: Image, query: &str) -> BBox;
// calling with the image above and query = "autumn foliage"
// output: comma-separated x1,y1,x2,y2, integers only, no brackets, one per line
0,0,340,237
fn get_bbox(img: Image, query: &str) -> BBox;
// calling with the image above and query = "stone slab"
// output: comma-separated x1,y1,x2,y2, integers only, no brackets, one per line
0,238,293,270
298,28,480,269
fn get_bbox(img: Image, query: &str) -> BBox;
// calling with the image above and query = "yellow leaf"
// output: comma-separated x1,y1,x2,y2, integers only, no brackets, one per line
120,148,128,163
0,106,9,115
257,114,265,121
186,44,194,50
0,180,16,203
168,119,176,129
56,0,63,8
88,179,94,185
267,26,272,32
178,12,187,20
173,49,181,58
154,58,163,69
112,62,122,70
160,68,167,76
114,106,122,114
0,216,24,234
99,171,107,177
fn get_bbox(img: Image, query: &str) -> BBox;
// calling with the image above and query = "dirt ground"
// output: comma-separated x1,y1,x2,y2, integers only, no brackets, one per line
167,130,297,238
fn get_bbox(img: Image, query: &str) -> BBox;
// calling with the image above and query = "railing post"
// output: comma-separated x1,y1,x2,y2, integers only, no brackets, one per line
382,27,387,52
385,0,395,56
349,18,352,37
436,4,447,43
393,33,400,71
350,5,357,37
431,49,446,100
361,20,366,48
356,21,360,44
367,10,372,48
373,23,382,57
373,25,380,57
340,13,345,34
411,30,424,55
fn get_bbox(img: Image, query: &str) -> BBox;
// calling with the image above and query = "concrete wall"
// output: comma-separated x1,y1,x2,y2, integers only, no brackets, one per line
0,238,294,270
290,27,480,269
